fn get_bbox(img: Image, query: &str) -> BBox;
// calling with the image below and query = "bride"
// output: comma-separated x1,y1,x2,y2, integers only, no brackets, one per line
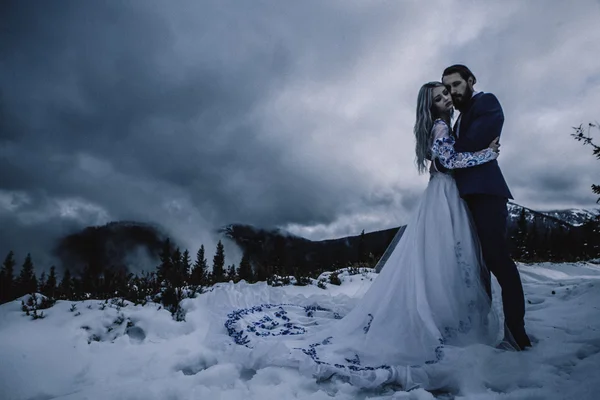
221,81,509,391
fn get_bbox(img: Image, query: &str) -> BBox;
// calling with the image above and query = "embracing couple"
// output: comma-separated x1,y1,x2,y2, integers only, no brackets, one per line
413,64,532,351
225,64,531,390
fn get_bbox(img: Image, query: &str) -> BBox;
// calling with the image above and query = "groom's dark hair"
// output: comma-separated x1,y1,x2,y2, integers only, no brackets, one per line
442,64,477,85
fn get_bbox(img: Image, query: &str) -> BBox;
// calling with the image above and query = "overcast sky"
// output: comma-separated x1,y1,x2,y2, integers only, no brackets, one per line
1,0,600,268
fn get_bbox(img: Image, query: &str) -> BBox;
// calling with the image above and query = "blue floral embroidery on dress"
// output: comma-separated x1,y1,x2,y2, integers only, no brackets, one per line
363,313,374,334
345,354,361,365
305,304,341,319
424,338,446,365
225,303,313,346
441,316,473,343
322,336,333,345
435,241,479,345
430,120,496,170
294,341,393,373
455,241,472,288
225,303,344,347
225,303,447,374
424,240,485,358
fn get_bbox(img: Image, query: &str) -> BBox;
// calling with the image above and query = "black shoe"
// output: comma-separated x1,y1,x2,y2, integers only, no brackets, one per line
517,338,532,350
512,331,532,350
495,340,518,351
504,326,532,351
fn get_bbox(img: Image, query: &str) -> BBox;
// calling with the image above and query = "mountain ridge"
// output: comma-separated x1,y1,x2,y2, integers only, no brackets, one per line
49,203,600,275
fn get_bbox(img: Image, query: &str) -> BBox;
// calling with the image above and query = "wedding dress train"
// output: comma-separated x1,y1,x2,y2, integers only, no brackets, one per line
219,120,506,390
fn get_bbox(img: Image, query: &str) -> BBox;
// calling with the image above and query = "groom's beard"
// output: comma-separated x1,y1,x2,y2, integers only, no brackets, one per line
453,86,474,112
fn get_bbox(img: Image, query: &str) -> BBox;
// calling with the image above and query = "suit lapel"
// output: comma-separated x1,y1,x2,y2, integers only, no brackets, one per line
456,92,484,140
452,116,460,139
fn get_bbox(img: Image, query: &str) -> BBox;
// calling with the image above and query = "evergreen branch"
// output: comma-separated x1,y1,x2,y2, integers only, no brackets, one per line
571,123,600,160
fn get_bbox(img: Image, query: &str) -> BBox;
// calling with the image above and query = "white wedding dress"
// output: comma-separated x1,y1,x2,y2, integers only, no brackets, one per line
216,119,506,391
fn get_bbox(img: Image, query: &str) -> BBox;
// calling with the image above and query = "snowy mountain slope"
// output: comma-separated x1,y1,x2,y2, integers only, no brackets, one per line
507,202,572,228
508,202,600,227
540,208,600,226
1,262,600,400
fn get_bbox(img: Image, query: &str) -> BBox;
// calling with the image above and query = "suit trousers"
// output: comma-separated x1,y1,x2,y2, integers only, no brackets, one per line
463,194,529,345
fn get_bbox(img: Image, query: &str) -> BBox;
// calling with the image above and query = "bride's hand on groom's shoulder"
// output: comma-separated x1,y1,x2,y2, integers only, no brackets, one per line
488,137,500,156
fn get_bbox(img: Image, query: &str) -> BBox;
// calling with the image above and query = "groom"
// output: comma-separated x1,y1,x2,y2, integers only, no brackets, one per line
442,64,532,350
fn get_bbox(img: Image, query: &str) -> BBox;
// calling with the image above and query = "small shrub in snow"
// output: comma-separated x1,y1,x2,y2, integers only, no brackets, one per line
156,285,192,321
89,334,101,343
113,313,126,326
267,274,292,287
347,266,360,276
329,272,342,286
173,306,186,322
111,298,127,308
294,275,311,286
21,293,54,320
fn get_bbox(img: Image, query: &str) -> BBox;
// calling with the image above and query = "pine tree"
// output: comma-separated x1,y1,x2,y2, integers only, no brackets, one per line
565,227,579,261
513,209,528,261
44,266,58,298
71,275,83,300
212,241,225,283
38,272,47,293
270,236,287,277
0,251,16,303
526,225,541,262
580,218,600,259
181,249,192,284
254,262,268,283
237,251,254,283
552,226,574,262
81,264,97,297
191,245,209,287
59,269,74,299
171,247,183,287
156,238,173,286
16,254,37,297
226,264,237,282
357,229,367,264
160,285,179,315
538,225,555,261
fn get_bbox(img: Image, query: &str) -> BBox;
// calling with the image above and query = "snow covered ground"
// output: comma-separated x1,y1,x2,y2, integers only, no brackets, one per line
1,263,600,400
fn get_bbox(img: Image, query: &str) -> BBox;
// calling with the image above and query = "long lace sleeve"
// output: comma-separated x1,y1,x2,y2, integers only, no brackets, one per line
431,120,497,169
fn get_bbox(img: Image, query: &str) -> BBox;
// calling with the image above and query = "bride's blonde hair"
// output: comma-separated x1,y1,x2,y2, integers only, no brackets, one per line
414,81,447,174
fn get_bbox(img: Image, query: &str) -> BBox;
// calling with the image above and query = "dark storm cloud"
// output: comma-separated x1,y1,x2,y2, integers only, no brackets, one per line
2,0,600,270
0,0,407,265
0,190,108,268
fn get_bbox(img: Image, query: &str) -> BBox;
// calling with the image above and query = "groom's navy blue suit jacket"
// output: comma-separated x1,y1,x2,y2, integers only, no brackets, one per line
453,92,513,200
